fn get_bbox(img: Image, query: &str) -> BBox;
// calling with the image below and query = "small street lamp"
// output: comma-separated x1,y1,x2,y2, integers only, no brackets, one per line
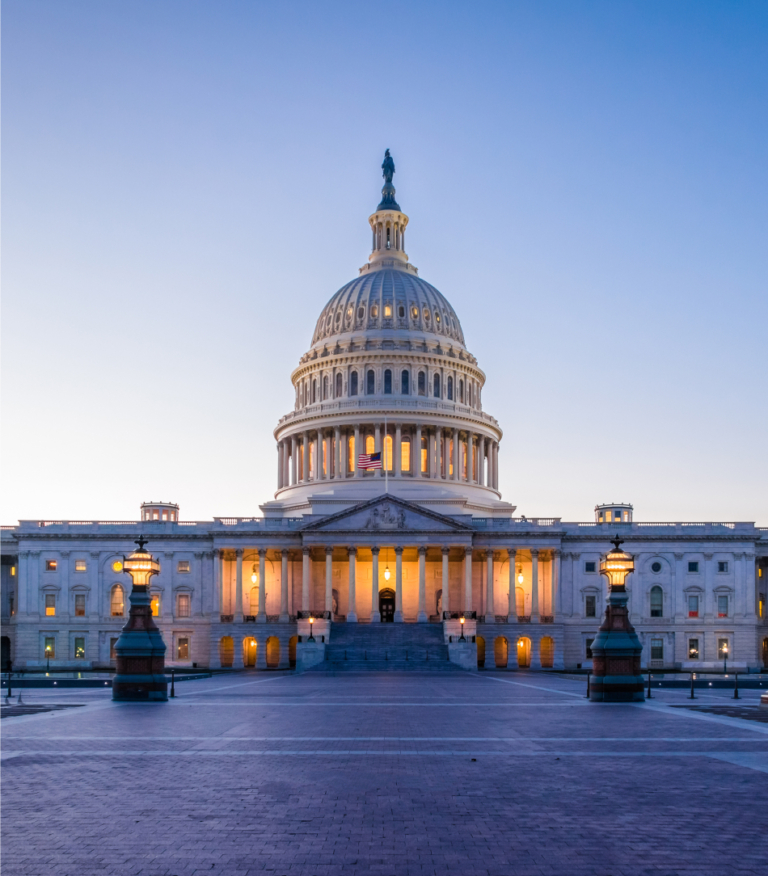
459,616,466,642
723,642,728,675
45,645,52,672
112,536,168,702
308,616,316,642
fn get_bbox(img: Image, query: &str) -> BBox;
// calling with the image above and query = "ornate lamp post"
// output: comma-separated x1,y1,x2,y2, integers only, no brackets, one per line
112,537,168,702
590,537,644,702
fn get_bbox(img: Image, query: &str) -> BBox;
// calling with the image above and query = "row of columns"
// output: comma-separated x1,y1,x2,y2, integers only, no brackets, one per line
277,426,500,490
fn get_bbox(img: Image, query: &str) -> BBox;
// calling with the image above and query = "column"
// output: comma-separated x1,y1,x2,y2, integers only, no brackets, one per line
485,549,495,623
313,431,320,480
395,423,402,477
60,551,71,620
235,549,244,622
291,436,298,485
318,432,325,480
531,549,540,622
673,553,685,621
415,425,422,477
507,548,517,620
464,547,473,613
429,431,437,479
347,547,358,622
325,547,333,614
394,546,404,622
735,553,745,617
441,547,450,615
215,549,223,616
354,426,361,478
284,440,290,487
302,547,310,611
334,426,341,479
280,550,289,622
162,552,173,623
452,428,459,481
89,551,101,622
417,546,428,622
256,548,267,623
552,549,561,619
703,553,714,621
278,441,284,489
302,433,309,482
493,443,499,490
371,546,381,622
377,423,384,477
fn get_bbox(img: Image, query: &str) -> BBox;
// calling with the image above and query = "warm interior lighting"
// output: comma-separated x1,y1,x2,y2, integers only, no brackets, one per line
112,561,123,572
517,566,524,585
599,537,634,590
384,566,391,581
251,565,258,585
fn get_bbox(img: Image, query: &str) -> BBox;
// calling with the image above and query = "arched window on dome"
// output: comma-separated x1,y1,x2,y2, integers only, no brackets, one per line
350,371,358,397
335,373,342,398
323,376,328,400
447,376,453,400
312,380,317,404
398,305,405,318
401,370,409,395
384,370,392,394
418,371,426,396
433,374,441,398
366,370,375,395
459,379,464,404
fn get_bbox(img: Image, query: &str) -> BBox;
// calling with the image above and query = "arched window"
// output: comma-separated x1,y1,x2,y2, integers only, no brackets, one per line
384,434,393,471
401,370,409,395
433,374,440,397
348,435,355,471
401,436,411,472
398,305,405,318
367,370,375,395
350,371,358,396
420,435,428,474
323,376,328,400
418,371,426,396
650,586,663,618
459,379,464,403
150,594,160,617
366,434,375,454
447,376,453,400
384,369,392,394
111,585,124,617
335,373,342,397
312,380,317,404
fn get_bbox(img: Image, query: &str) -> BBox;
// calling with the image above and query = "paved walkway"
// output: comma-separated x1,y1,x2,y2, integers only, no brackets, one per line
2,671,768,875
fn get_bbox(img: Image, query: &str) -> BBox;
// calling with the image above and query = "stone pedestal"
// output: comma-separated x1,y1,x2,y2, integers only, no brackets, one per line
112,584,167,702
590,588,644,703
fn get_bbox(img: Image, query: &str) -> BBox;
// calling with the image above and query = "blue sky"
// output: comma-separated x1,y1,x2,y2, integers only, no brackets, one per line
2,1,766,524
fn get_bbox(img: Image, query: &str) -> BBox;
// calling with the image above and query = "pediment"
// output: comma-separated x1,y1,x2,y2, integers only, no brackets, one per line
301,495,473,533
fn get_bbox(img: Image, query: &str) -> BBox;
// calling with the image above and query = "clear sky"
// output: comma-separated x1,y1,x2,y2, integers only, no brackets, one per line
2,0,767,525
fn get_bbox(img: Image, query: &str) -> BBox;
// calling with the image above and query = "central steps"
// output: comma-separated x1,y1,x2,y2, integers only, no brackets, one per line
309,622,461,672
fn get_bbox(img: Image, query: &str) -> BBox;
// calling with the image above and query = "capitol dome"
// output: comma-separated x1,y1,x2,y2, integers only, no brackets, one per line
267,151,511,519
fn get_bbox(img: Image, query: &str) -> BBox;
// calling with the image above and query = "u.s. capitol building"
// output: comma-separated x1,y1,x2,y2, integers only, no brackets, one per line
2,153,767,673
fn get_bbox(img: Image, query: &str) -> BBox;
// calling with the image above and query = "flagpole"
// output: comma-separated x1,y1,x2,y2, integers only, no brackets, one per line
384,415,388,494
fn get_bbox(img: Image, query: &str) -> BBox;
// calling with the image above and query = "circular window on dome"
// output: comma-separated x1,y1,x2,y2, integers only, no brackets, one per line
357,306,365,319
411,305,419,319
651,561,662,573
371,304,379,318
423,307,430,322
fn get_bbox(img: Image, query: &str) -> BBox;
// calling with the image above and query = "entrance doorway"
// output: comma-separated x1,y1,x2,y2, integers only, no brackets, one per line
379,588,395,622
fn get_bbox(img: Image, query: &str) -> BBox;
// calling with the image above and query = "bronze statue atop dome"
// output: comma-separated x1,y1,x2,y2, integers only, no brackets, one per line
382,148,395,184
377,148,400,211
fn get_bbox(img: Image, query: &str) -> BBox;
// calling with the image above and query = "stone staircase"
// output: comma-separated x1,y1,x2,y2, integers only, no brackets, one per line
309,622,461,672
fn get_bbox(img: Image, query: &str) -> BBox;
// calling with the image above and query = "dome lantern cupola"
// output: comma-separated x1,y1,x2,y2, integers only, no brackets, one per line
363,149,413,274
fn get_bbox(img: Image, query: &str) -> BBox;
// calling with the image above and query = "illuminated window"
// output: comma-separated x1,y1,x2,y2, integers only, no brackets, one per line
401,370,409,395
111,585,125,617
718,561,728,573
418,371,426,396
44,637,55,659
585,562,596,573
10,565,16,577
250,586,259,614
401,437,411,473
384,303,392,317
153,511,159,520
411,305,418,319
717,595,728,618
651,561,662,573
688,638,699,660
75,560,87,572
651,638,664,661
346,305,353,319
421,436,428,474
177,560,190,573
435,311,440,324
650,586,663,617
423,307,430,322
384,435,393,471
110,637,118,660
178,594,191,618
585,595,596,618
177,637,189,660
447,376,453,400
366,434,375,454
350,371,358,396
75,594,86,616
366,370,375,395
112,560,123,573
45,594,56,616
348,435,355,472
605,510,612,522
371,304,379,318
462,441,467,479
384,369,392,394
449,440,454,476
45,560,57,572
688,561,699,573
162,511,168,520
687,595,699,618
150,594,160,616
717,638,729,660
433,374,440,397
760,595,765,619
74,638,85,659
515,587,524,616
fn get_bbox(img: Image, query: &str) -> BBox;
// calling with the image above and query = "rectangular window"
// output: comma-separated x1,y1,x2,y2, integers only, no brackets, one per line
177,560,190,573
760,595,765,619
45,560,57,571
401,439,411,473
605,511,612,522
150,594,160,617
688,638,699,660
687,595,699,618
74,637,85,659
650,638,664,661
585,595,596,618
718,561,728,573
717,595,728,617
717,638,729,661
421,445,428,474
44,636,55,659
45,594,56,616
75,594,86,616
585,562,596,573
688,561,699,573
585,638,594,659
177,637,190,660
177,594,191,618
75,560,87,572
348,435,355,472
110,638,118,660
10,565,15,577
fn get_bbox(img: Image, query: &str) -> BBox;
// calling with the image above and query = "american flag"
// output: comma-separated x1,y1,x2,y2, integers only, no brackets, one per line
358,451,382,470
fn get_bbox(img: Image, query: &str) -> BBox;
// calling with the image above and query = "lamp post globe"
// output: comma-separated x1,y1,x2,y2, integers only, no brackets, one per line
112,536,168,702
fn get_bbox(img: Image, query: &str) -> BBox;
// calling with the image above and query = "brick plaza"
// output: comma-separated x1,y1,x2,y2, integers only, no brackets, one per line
2,671,768,876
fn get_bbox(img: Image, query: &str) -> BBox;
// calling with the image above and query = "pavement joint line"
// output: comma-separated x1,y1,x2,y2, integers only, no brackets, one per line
156,700,592,706
477,673,586,698
177,673,291,695
5,735,765,741
641,700,768,735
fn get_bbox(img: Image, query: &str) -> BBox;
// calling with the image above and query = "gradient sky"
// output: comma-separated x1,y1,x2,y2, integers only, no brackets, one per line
2,1,767,525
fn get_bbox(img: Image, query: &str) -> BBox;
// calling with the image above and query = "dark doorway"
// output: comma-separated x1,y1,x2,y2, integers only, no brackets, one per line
1,636,11,671
379,588,395,622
